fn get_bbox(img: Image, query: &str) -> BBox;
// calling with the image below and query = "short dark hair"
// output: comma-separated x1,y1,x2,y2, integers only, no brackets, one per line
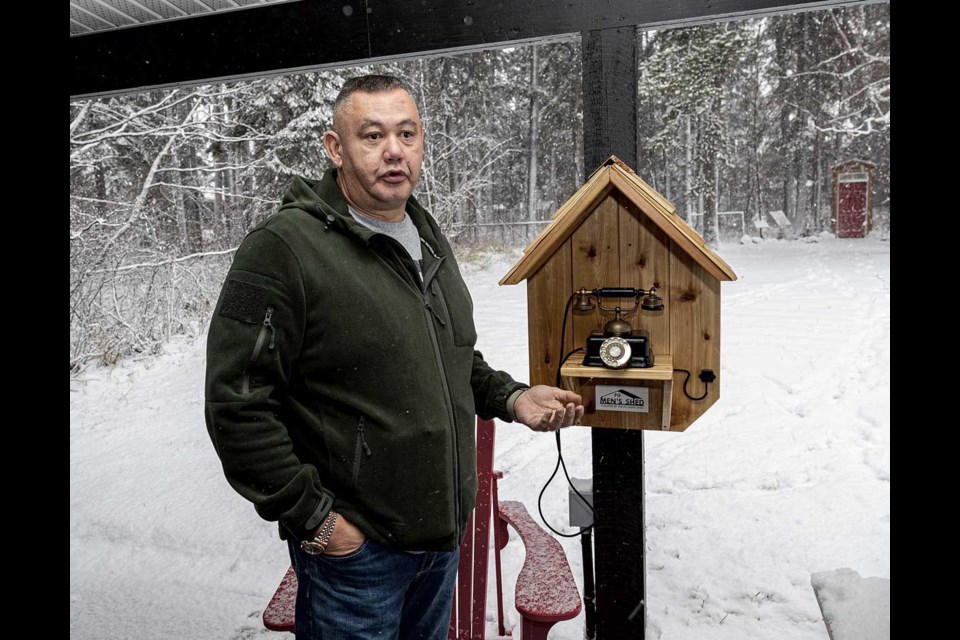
332,75,415,130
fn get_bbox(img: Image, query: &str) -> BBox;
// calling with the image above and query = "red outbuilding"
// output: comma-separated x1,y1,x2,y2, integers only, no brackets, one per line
832,159,876,238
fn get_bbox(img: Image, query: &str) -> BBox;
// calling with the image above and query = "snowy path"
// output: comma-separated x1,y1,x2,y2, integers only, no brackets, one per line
70,237,889,639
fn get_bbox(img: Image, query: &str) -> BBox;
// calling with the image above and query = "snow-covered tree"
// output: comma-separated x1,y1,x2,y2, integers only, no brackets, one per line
638,22,749,246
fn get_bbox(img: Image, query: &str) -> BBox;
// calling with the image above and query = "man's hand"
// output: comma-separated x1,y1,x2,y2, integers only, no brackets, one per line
514,385,585,432
321,513,367,557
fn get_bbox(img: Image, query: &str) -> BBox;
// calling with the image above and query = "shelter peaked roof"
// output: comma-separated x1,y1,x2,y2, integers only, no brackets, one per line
500,156,737,285
832,158,876,169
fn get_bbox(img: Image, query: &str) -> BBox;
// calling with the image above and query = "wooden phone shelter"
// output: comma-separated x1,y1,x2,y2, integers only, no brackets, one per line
501,157,737,432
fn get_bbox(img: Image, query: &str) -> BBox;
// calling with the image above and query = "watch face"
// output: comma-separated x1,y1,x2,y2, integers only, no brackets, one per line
300,540,325,556
599,336,631,368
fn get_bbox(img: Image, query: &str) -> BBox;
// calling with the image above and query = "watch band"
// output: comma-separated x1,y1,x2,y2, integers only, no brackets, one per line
300,511,338,556
506,386,530,422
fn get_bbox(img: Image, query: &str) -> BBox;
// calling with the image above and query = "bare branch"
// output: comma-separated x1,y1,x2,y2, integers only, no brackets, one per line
153,161,268,175
87,99,202,269
148,182,281,205
90,248,239,274
74,90,186,141
70,101,93,135
69,195,136,208
779,56,887,82
828,9,854,52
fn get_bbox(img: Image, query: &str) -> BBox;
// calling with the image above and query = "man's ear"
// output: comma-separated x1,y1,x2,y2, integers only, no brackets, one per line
322,130,342,167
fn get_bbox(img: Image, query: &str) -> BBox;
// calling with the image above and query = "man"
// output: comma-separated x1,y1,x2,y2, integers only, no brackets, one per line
204,74,584,639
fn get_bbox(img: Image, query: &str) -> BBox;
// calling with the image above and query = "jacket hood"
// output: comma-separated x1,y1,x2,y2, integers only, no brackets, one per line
278,168,446,259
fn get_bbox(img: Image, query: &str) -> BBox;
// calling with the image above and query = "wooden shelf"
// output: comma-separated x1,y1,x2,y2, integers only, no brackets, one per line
561,355,675,430
560,355,673,381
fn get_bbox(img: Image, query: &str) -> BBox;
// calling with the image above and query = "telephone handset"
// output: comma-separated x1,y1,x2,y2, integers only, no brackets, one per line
573,287,663,369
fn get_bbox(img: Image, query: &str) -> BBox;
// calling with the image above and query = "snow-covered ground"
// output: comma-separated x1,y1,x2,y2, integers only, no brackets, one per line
70,236,889,639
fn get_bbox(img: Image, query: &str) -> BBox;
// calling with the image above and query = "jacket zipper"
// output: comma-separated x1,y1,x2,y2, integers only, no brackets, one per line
418,266,462,543
352,416,373,488
241,306,275,395
373,236,463,542
422,297,447,327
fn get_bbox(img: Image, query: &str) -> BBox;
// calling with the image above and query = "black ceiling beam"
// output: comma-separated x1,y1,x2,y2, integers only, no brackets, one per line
71,0,878,99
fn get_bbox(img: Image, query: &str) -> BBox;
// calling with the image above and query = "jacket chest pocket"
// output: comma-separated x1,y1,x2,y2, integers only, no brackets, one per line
428,279,477,348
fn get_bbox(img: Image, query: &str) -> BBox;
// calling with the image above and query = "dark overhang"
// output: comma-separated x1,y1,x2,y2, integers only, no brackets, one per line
71,0,884,100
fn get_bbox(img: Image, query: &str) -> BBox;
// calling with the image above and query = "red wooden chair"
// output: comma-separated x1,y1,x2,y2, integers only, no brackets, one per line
263,418,582,639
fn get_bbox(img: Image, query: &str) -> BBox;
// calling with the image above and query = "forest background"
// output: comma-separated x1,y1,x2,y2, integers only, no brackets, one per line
68,3,890,372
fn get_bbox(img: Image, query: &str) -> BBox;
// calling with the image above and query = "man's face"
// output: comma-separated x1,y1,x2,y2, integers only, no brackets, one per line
323,88,424,219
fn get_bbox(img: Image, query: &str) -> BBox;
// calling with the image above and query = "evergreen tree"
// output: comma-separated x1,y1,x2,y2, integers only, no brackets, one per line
638,23,748,246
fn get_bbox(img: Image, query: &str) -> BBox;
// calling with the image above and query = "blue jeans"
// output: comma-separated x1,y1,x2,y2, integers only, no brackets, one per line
287,537,460,639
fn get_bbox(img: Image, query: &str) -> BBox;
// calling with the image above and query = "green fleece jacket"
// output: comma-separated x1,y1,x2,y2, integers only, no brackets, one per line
204,169,526,551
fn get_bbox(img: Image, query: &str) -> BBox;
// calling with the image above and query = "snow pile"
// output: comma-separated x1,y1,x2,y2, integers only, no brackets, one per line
811,568,890,640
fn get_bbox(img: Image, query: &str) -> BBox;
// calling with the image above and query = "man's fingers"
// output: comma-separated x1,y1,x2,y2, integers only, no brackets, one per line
528,402,587,432
537,409,555,432
541,408,562,432
550,405,571,430
554,407,566,429
560,403,576,427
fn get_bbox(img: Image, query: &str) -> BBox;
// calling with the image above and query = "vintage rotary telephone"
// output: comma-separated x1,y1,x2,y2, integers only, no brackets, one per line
572,287,664,369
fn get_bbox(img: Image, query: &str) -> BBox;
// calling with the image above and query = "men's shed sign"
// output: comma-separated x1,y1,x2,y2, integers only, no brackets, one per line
596,385,649,413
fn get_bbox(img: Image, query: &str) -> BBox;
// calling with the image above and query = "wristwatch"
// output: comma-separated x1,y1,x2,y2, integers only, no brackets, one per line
300,511,339,556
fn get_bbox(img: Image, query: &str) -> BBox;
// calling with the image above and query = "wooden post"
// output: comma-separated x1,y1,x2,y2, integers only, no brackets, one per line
582,26,646,638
